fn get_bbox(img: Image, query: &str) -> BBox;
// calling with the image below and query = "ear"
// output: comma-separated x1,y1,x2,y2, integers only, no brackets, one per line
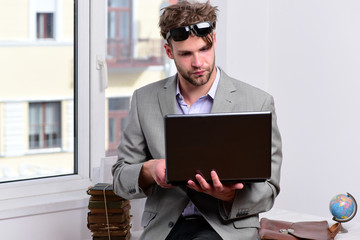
164,43,174,59
212,31,217,50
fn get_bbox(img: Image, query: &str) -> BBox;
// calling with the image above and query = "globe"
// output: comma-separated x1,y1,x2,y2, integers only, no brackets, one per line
329,192,357,222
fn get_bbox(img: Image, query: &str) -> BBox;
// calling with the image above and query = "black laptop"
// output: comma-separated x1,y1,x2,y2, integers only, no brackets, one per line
164,112,272,185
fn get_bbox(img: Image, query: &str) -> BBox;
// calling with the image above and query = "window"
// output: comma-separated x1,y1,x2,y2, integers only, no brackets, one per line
0,0,76,183
0,0,175,207
0,0,92,219
107,97,130,156
105,0,178,158
29,102,61,149
106,0,167,68
107,0,131,63
36,13,54,39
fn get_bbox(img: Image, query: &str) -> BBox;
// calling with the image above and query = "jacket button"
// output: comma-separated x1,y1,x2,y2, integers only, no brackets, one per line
168,221,174,228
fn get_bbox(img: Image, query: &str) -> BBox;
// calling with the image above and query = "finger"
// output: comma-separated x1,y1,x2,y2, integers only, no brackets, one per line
210,170,224,191
160,176,174,188
196,174,211,191
158,180,173,188
234,182,244,190
224,182,244,190
154,173,169,188
154,177,165,187
187,180,202,192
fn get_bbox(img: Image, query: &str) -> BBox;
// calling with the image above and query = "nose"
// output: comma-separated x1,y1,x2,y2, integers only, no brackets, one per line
191,53,203,68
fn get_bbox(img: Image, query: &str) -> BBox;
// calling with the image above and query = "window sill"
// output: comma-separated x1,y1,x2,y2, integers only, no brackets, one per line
0,189,90,220
26,147,62,155
0,175,92,220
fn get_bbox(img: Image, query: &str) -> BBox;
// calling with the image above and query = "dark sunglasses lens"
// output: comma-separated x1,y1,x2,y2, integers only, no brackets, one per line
193,22,212,36
171,27,190,41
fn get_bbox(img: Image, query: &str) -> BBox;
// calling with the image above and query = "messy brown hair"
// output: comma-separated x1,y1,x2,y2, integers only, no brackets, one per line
159,1,218,44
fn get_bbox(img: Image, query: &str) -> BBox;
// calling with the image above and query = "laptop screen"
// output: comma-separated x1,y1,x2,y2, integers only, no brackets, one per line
164,112,272,185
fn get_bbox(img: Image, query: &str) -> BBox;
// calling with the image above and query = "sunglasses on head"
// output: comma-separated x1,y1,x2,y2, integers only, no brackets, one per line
166,21,213,42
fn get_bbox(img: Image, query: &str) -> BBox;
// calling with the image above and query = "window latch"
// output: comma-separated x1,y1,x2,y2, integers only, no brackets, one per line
96,55,108,90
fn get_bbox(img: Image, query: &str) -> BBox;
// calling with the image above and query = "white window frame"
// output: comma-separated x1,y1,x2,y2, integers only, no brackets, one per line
0,0,107,219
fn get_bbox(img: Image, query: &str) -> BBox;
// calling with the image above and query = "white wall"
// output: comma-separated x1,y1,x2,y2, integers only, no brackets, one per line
0,207,91,240
213,0,360,219
0,189,92,240
214,1,270,91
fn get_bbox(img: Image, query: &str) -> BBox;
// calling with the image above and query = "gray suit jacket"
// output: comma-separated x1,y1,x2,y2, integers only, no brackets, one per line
112,69,282,240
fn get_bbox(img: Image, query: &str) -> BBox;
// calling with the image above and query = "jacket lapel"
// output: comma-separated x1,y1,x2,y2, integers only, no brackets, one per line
158,70,237,115
158,75,178,117
211,69,237,113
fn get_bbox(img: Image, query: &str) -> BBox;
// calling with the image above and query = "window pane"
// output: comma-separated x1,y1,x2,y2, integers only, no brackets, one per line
37,13,54,39
105,0,178,157
109,0,130,8
0,0,75,182
29,102,61,149
107,97,130,156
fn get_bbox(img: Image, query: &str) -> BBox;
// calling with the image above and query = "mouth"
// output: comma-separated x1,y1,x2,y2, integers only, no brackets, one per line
193,70,206,76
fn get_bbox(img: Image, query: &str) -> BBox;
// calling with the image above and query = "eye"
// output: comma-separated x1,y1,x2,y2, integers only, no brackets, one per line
179,52,191,56
200,46,210,52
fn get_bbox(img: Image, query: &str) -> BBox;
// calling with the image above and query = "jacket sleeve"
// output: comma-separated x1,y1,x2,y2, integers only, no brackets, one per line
220,95,282,221
111,90,151,200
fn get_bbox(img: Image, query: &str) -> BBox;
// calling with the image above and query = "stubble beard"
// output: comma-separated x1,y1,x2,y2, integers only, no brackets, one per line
176,61,216,87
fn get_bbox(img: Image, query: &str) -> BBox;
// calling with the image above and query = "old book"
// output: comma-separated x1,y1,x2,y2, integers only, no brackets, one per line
91,225,130,237
87,210,131,224
90,195,125,202
89,208,131,214
88,199,130,209
88,220,130,229
92,233,130,240
88,203,130,214
87,221,130,232
87,183,117,196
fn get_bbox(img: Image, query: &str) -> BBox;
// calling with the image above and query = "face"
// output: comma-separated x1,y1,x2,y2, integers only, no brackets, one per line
164,32,217,87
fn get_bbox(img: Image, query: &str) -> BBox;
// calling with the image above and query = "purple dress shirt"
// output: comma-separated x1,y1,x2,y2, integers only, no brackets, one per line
176,67,220,216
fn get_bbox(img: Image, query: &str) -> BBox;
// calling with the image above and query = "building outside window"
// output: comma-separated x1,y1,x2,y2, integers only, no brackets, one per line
36,13,54,39
106,0,167,68
105,0,178,158
0,0,74,182
107,97,130,156
107,0,131,63
29,102,61,149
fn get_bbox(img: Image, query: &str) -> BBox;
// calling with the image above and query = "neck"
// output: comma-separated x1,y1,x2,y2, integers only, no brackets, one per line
179,68,217,107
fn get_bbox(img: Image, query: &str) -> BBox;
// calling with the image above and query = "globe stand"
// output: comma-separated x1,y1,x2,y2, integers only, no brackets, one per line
331,192,357,234
333,222,348,233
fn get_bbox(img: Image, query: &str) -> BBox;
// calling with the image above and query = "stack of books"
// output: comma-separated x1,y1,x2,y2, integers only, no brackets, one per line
87,183,131,240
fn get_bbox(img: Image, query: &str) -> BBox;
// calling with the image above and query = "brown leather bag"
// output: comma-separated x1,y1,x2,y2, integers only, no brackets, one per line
259,218,341,240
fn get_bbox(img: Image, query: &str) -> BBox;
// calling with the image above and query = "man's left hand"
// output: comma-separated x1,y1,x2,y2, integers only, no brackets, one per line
187,170,244,202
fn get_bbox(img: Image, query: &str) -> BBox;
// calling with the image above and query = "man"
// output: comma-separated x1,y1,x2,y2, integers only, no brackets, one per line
112,1,282,239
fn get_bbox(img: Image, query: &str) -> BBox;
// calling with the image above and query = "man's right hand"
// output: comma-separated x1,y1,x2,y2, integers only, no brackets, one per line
139,159,173,190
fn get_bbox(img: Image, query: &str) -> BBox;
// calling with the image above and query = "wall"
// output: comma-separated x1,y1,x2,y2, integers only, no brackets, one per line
0,186,92,240
214,0,270,91
213,0,360,219
0,207,91,240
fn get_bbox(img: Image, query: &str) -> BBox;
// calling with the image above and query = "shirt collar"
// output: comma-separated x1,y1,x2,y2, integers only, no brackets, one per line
176,66,221,99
